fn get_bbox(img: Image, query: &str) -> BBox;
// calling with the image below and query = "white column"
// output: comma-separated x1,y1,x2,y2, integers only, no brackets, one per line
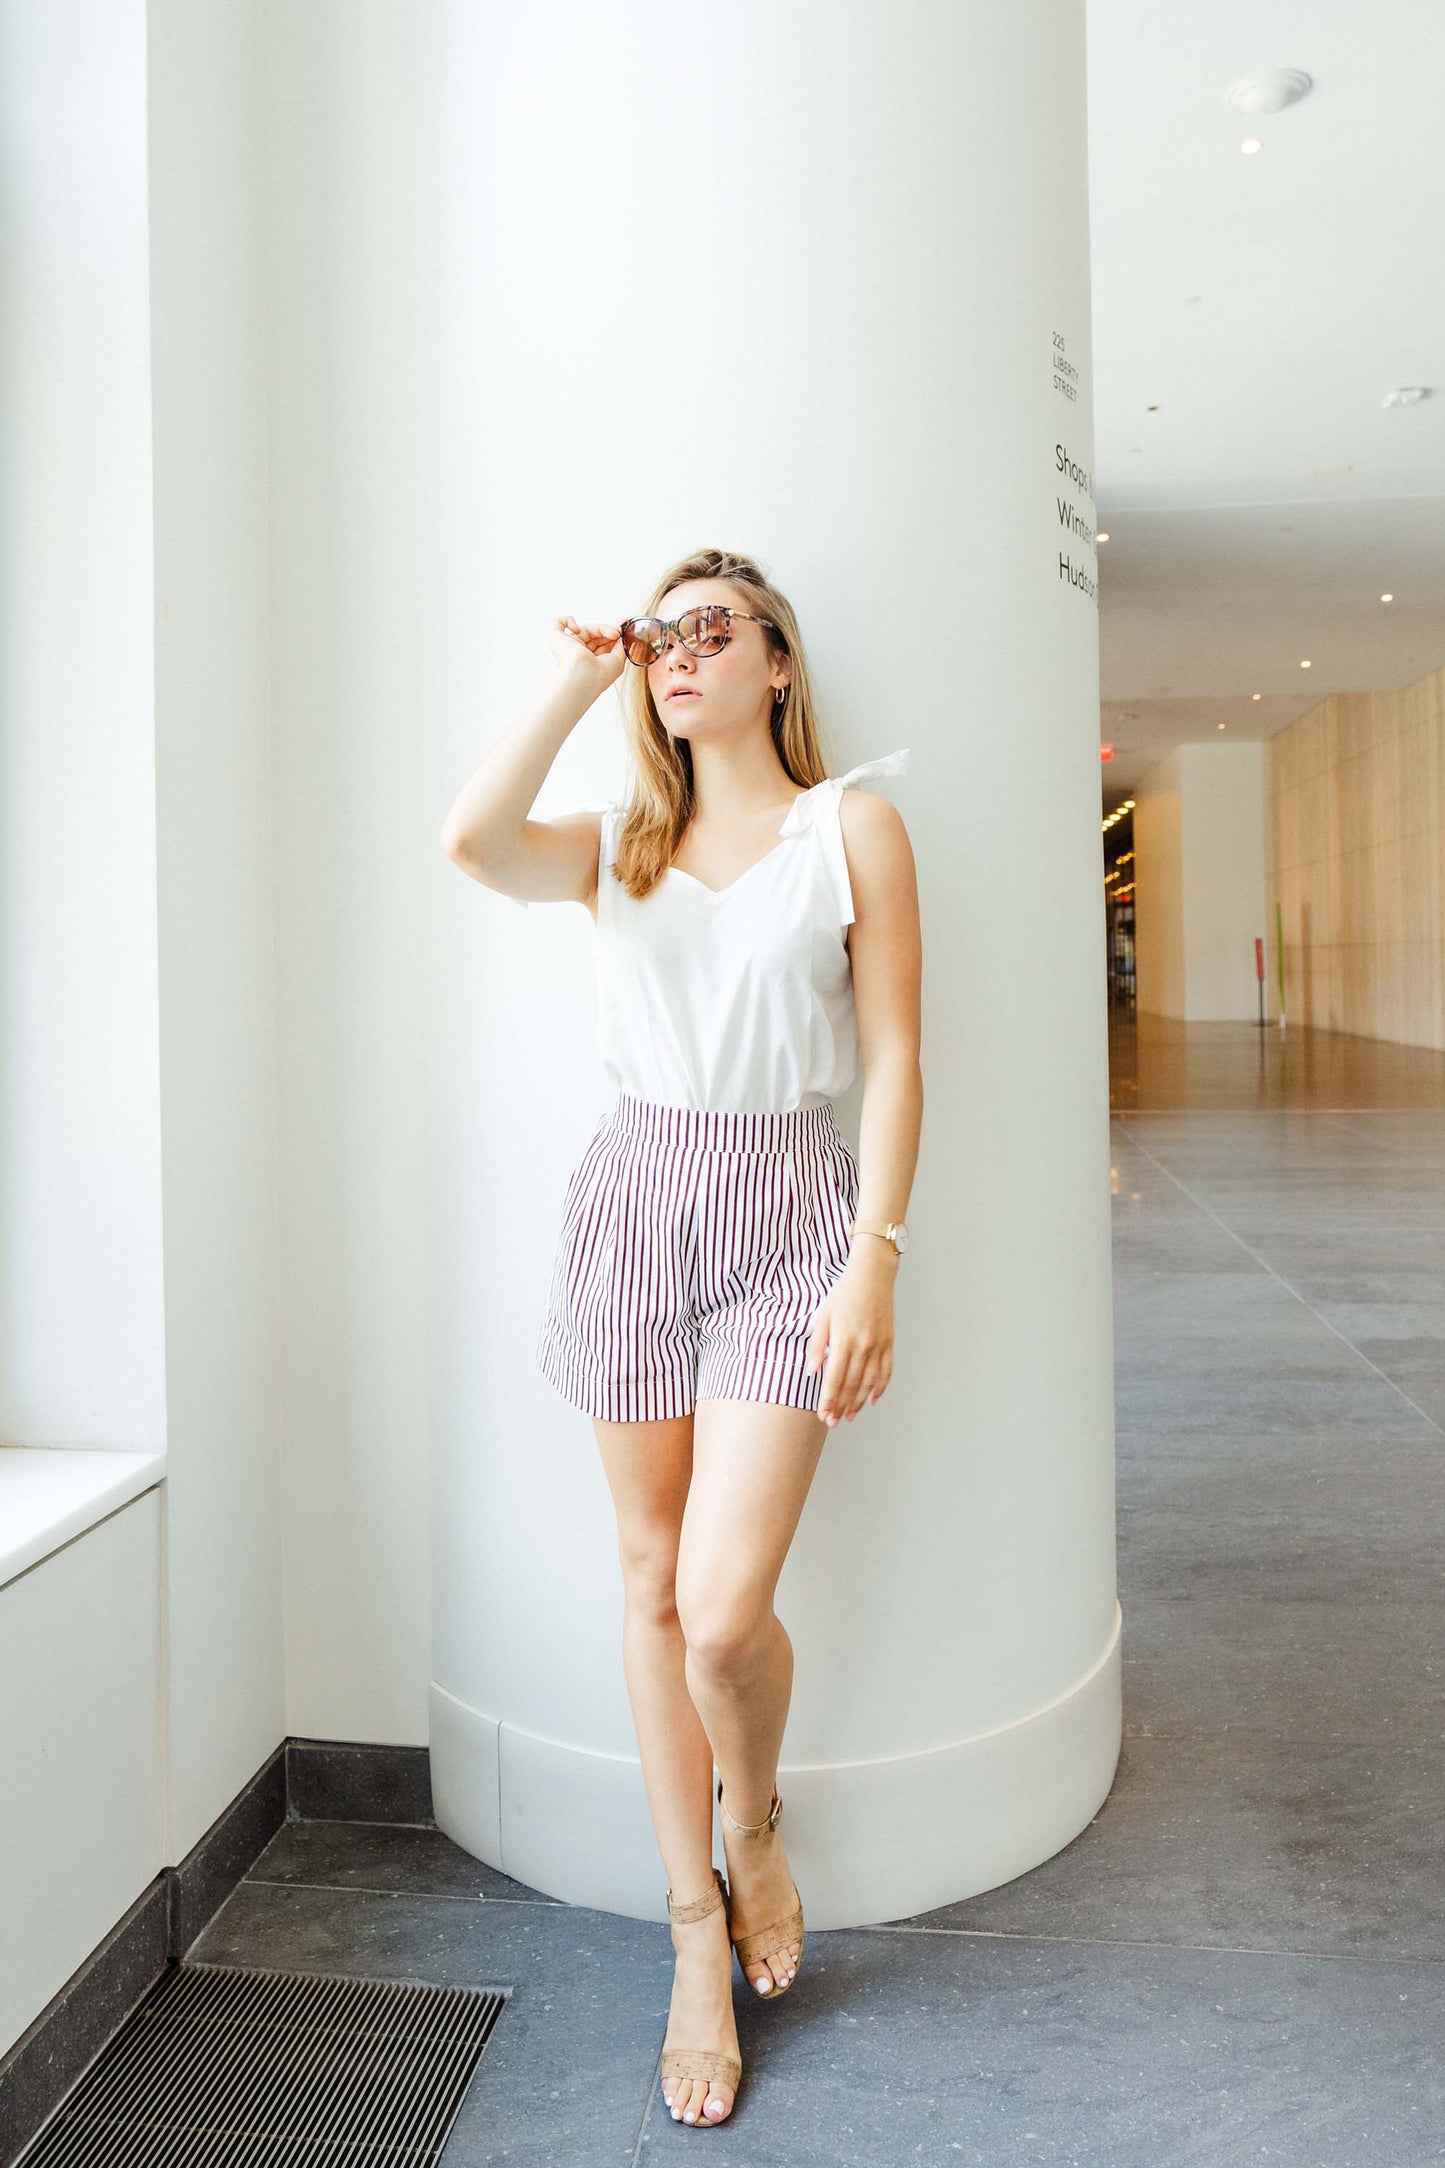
422,0,1115,1924
1136,742,1269,1021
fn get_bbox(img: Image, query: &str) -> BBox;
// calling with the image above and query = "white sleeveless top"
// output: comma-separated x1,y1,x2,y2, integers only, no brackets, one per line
593,748,909,1115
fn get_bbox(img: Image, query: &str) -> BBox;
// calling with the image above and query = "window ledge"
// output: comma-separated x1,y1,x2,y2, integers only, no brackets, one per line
0,1445,167,1589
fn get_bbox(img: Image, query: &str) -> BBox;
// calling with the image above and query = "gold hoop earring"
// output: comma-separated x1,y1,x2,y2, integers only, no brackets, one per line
774,686,785,703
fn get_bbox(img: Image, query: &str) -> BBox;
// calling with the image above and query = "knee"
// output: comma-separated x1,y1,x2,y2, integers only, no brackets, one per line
678,1594,772,1682
617,1538,680,1624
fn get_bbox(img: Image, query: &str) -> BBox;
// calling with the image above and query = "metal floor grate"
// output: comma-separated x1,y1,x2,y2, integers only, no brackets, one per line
20,1961,504,2165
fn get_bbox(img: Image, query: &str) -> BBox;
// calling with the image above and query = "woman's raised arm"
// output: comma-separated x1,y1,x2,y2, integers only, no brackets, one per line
439,615,625,907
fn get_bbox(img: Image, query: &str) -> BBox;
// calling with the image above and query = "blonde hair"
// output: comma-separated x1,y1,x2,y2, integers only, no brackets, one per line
611,547,830,902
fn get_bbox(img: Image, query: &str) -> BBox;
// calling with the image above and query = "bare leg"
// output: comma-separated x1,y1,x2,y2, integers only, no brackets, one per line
677,1397,828,1996
590,1411,737,2127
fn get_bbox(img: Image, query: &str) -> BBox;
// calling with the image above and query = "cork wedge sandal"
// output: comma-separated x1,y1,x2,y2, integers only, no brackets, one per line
659,1866,742,2127
716,1775,805,1997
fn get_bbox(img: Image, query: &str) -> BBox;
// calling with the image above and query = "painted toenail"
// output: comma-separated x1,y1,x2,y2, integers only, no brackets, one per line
684,2110,696,2122
707,2102,723,2116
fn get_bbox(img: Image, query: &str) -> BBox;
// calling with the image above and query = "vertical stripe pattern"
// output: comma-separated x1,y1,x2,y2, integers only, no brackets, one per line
536,1091,861,1421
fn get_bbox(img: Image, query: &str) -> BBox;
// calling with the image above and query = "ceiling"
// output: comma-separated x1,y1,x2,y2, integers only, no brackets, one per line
1085,0,1445,806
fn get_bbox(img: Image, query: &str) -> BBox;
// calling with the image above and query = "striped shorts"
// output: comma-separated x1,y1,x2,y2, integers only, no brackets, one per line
535,1090,861,1422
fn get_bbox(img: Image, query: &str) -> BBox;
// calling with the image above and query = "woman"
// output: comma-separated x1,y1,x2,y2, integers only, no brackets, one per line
441,547,923,2129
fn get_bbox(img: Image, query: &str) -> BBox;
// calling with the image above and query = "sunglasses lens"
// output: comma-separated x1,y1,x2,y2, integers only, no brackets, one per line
680,606,728,655
621,617,664,665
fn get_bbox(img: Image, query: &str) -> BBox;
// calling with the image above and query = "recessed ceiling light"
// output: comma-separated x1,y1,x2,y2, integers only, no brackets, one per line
1381,593,1393,602
1241,137,1263,155
1300,659,1311,668
1097,531,1110,542
1252,692,1262,700
1227,68,1313,114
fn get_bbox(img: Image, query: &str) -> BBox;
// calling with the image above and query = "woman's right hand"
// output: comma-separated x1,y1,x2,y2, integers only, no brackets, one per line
547,614,628,696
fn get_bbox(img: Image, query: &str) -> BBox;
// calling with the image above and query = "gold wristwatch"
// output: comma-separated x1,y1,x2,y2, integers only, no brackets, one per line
850,1217,909,1256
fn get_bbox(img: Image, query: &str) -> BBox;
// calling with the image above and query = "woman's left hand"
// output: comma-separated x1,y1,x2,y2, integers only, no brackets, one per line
806,1248,897,1425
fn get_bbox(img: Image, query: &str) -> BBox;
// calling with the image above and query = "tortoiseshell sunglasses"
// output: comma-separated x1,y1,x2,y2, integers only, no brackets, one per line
617,604,779,665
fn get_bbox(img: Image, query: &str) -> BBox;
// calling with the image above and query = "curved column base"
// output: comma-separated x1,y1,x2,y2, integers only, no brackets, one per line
430,1602,1122,1927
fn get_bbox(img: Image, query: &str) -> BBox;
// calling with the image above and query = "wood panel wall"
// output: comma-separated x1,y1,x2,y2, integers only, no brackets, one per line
1265,663,1445,1049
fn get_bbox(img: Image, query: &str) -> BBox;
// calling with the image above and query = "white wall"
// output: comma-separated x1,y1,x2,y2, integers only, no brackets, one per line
4,3,461,2043
1183,742,1268,1020
153,0,437,1823
0,0,175,2057
150,0,288,1847
258,0,434,1748
1135,741,1267,1021
1134,751,1185,1017
4,0,435,2053
0,0,164,1454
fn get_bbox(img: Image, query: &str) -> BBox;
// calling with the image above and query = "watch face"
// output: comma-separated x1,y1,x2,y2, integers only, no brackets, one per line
893,1222,909,1253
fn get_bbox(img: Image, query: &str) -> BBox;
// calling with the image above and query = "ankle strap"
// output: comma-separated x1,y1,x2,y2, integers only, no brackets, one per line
665,1864,726,1923
716,1774,782,1836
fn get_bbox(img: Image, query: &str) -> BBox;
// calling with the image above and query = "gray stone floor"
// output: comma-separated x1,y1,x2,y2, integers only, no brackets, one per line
190,1094,1445,2166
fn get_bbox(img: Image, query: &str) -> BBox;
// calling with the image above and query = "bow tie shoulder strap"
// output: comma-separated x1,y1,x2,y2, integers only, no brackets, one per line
833,747,911,791
809,748,911,928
